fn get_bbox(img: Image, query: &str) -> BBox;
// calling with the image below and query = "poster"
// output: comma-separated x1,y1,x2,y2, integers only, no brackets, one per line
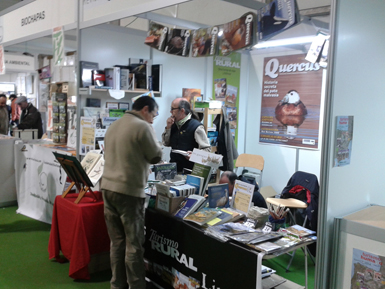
259,54,323,149
79,116,96,155
351,248,385,289
213,52,241,139
334,116,354,167
52,26,64,66
15,144,70,224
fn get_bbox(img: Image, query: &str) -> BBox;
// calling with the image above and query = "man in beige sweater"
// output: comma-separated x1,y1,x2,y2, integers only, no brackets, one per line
102,96,162,289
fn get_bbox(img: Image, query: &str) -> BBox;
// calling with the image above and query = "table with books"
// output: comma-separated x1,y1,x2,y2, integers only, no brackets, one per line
148,151,315,288
144,207,316,289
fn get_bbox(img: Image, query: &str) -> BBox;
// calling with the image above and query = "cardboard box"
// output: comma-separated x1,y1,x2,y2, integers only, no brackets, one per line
155,194,185,215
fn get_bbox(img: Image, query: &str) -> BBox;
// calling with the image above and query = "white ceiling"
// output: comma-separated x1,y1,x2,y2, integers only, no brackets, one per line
0,0,27,16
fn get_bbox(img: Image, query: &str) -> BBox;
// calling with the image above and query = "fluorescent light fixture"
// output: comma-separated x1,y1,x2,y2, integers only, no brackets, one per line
254,36,316,49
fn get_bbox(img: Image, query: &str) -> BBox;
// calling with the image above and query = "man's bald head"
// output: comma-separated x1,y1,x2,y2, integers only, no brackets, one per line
171,98,191,121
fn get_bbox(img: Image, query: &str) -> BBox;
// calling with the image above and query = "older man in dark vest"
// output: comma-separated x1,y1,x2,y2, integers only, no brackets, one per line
162,98,210,172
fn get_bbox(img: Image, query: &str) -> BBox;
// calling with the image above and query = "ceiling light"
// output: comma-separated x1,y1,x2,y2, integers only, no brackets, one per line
254,36,316,49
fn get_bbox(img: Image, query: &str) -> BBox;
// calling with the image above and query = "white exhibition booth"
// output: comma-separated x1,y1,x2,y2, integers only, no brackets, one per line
1,0,385,288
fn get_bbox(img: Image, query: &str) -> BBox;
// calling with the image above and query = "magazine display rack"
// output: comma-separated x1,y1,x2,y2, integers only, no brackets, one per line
53,152,97,204
202,107,223,182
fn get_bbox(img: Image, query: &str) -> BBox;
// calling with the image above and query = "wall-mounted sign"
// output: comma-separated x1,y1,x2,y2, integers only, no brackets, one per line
4,53,35,72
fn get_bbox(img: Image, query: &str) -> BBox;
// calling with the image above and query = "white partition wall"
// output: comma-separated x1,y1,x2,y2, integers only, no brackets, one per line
318,0,385,288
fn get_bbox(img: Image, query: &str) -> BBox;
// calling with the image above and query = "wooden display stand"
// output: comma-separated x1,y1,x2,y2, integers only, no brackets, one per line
53,152,97,204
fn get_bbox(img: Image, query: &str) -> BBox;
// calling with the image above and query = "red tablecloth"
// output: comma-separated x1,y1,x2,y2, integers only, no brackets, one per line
48,192,110,279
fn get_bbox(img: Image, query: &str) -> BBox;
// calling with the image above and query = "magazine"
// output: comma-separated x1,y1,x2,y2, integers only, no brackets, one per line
164,28,192,57
333,116,354,167
191,26,220,57
218,12,256,56
183,208,221,226
144,21,168,51
258,0,300,41
153,163,177,181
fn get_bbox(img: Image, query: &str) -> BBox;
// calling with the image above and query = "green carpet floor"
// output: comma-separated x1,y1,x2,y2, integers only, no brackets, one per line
0,206,315,288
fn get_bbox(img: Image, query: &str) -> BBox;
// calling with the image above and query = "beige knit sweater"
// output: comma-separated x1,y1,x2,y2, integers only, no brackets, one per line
101,111,162,198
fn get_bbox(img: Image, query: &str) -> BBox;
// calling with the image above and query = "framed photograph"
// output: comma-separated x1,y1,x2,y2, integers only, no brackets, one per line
106,102,119,109
119,102,130,110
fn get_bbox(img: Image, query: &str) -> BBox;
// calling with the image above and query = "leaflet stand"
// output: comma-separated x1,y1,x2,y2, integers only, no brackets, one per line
53,152,97,204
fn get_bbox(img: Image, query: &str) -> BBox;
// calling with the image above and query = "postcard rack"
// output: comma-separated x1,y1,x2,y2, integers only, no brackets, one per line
53,152,98,204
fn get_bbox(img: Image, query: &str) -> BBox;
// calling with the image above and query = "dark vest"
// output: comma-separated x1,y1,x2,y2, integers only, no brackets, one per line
170,118,202,172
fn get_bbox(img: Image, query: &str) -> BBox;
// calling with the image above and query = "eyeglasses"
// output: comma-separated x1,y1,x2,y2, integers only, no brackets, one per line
170,107,180,111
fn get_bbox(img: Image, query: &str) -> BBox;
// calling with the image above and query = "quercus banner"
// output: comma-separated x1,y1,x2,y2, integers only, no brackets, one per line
259,54,324,149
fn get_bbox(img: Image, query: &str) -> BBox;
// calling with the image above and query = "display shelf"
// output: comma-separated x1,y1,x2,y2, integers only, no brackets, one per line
80,86,160,95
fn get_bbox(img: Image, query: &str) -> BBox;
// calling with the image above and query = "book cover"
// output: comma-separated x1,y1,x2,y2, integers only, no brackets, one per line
151,64,162,92
214,78,227,101
189,148,223,168
88,157,104,187
206,208,233,226
92,69,105,86
191,162,213,194
104,67,120,90
191,26,220,57
220,207,244,222
153,163,177,181
128,58,151,90
109,109,125,118
128,73,135,90
183,208,221,226
225,85,238,107
174,195,206,219
145,21,168,51
208,183,229,208
186,174,204,196
218,12,256,56
226,107,237,129
258,0,300,41
279,224,316,239
231,180,254,215
164,28,192,57
182,88,201,105
252,241,282,253
81,152,102,174
120,69,130,90
207,131,218,146
86,98,101,108
171,149,189,157
80,61,98,87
